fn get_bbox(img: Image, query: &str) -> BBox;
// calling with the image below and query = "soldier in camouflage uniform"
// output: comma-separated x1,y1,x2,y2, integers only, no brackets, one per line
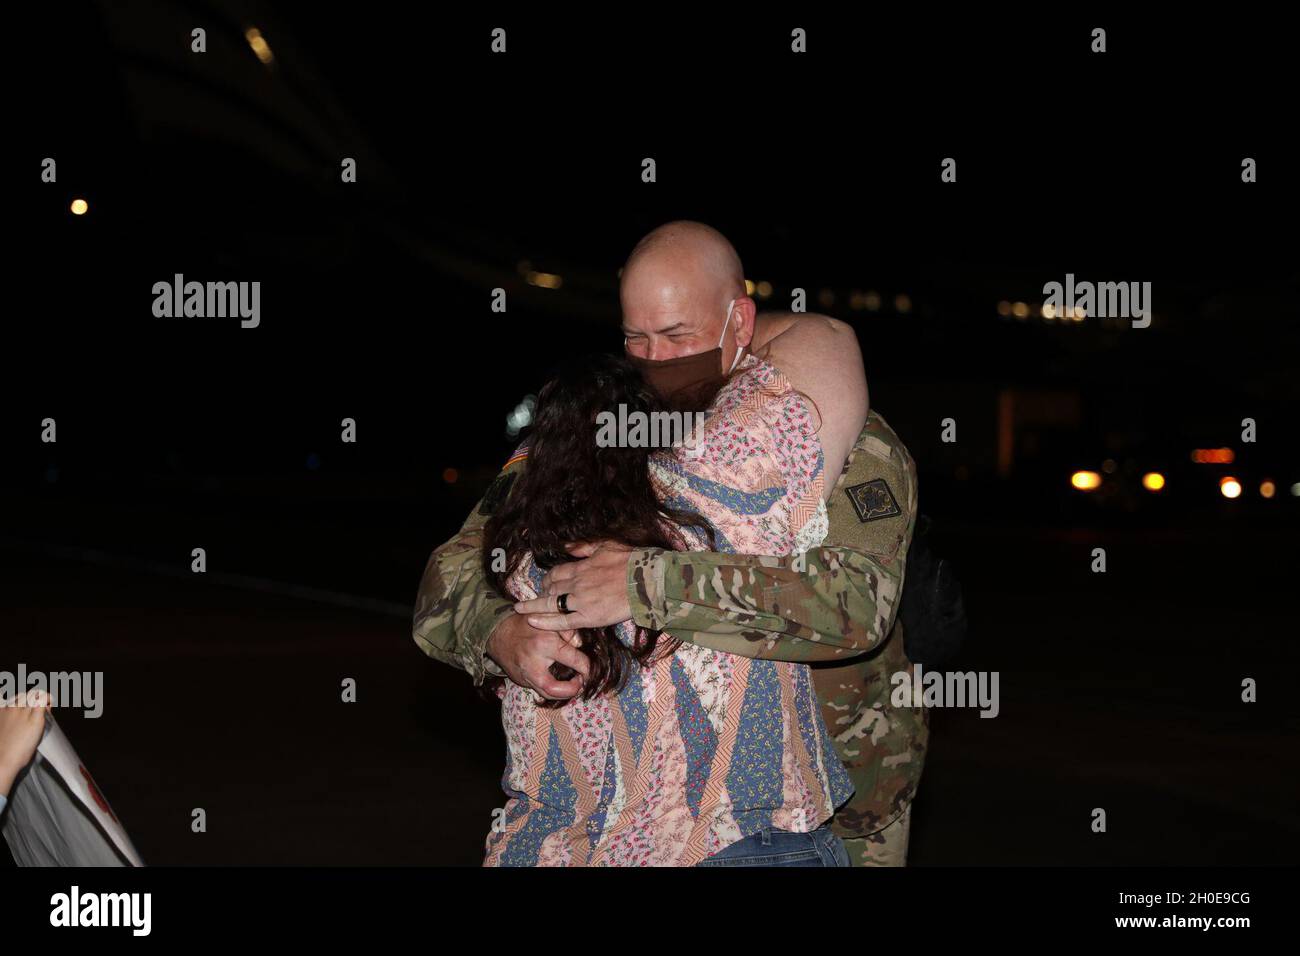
413,407,927,866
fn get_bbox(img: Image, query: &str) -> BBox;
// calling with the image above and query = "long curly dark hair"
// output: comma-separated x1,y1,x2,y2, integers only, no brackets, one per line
481,354,716,705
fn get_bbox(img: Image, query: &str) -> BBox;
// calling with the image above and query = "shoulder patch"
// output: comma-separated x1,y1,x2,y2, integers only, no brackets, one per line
478,471,517,516
845,478,902,523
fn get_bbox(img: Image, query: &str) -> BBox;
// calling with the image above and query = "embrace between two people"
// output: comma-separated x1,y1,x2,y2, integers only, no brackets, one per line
413,220,927,866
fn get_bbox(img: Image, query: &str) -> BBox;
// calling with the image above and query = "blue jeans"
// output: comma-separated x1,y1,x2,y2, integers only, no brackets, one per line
694,824,851,867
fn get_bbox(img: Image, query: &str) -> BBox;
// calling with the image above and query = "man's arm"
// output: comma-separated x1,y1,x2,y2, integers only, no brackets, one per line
412,453,590,697
634,411,915,662
629,546,897,663
524,411,918,665
411,463,520,686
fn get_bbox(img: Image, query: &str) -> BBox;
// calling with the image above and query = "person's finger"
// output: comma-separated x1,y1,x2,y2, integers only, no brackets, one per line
593,540,634,553
512,596,554,615
552,643,591,680
559,629,582,648
532,673,583,700
565,540,600,557
545,562,576,587
524,612,579,631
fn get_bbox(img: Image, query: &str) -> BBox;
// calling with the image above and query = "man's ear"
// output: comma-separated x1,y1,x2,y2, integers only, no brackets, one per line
734,296,757,348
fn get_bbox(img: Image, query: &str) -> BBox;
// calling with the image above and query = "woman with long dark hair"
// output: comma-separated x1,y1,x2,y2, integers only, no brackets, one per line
480,352,853,866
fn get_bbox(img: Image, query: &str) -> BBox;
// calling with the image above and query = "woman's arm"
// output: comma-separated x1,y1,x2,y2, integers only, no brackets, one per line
752,312,869,501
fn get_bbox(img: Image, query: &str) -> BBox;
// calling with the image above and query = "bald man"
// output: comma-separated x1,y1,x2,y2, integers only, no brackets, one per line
414,221,927,865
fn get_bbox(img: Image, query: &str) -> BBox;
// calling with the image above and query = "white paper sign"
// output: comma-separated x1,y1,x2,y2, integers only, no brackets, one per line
2,711,143,867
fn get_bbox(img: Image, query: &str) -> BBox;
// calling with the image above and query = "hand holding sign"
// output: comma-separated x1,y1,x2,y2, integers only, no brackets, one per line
0,689,50,798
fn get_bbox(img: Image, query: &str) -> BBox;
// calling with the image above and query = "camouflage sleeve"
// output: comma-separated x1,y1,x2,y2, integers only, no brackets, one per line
626,411,917,665
411,454,527,685
627,545,899,663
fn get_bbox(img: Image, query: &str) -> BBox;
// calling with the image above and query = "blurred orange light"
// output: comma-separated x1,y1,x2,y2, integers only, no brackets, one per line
442,468,459,484
1219,477,1241,499
1142,472,1165,491
1191,448,1234,464
70,198,88,215
1260,480,1275,499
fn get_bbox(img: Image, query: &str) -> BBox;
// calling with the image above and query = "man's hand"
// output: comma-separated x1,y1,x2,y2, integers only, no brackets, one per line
512,541,634,631
486,612,590,701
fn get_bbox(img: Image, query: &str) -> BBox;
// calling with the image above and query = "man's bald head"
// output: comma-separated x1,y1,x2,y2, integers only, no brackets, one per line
623,221,745,299
620,221,754,364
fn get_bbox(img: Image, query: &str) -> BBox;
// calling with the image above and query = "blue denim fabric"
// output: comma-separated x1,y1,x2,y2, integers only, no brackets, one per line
694,824,850,867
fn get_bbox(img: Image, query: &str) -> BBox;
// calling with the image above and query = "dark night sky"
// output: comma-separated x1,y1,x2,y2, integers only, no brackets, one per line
8,2,1299,560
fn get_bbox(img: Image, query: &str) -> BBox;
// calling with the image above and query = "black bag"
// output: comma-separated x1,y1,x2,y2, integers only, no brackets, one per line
899,514,967,668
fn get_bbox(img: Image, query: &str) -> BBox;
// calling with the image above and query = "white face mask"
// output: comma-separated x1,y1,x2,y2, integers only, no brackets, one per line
719,298,743,373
